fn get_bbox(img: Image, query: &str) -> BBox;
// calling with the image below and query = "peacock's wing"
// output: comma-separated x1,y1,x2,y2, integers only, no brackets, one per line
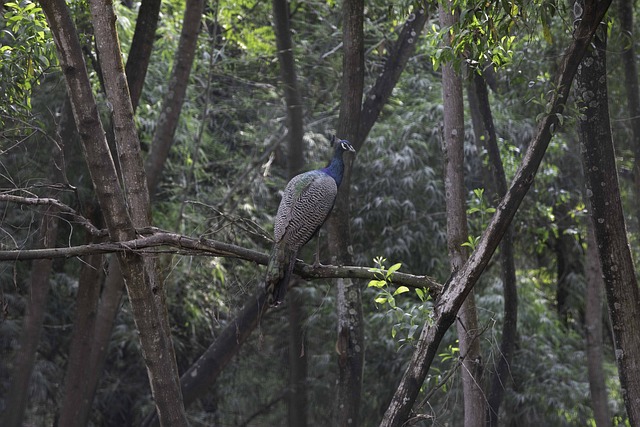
274,170,338,251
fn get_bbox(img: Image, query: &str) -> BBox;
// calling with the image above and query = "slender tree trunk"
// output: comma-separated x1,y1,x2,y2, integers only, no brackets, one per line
145,0,205,197
42,0,189,424
329,0,364,425
584,224,611,427
3,210,58,427
272,0,304,177
575,22,640,425
141,292,269,427
288,287,308,427
125,0,162,111
467,72,518,427
439,4,484,426
271,3,308,423
616,0,640,224
357,6,429,147
57,251,103,427
380,2,611,425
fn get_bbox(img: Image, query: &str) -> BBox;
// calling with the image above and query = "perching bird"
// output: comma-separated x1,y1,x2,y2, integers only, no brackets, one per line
265,136,356,306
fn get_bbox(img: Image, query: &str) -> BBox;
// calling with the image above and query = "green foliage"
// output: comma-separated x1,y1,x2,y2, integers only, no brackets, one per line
0,1,56,124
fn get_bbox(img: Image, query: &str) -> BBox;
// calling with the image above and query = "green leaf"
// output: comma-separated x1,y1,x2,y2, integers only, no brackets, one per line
374,296,388,304
368,279,386,289
386,262,402,278
393,286,410,296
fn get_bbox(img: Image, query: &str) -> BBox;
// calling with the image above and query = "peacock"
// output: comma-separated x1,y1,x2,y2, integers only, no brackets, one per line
265,136,356,306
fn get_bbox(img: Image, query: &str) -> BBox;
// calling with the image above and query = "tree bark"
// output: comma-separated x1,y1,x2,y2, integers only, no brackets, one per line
287,287,308,427
41,0,188,424
329,0,364,425
584,224,611,427
357,6,429,148
439,3,484,426
380,1,611,425
575,21,640,425
141,292,268,427
57,250,103,427
272,0,304,177
145,0,205,197
3,210,58,427
467,72,518,427
616,0,640,224
125,0,162,111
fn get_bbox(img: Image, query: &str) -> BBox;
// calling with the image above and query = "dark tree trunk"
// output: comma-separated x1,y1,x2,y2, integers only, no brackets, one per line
125,0,162,111
439,3,484,426
57,250,103,427
145,0,205,197
616,0,640,224
3,211,58,427
329,0,364,425
272,0,304,177
142,292,268,427
287,287,308,427
575,22,640,425
467,72,518,427
357,6,429,147
42,0,189,424
584,225,611,427
380,2,611,425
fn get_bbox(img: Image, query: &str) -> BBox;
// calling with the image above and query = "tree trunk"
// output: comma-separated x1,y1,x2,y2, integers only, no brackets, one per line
467,72,518,427
439,3,484,426
329,0,364,425
357,6,429,147
272,0,304,177
616,0,640,224
145,0,205,197
584,224,611,427
575,21,640,425
380,2,611,425
42,0,189,424
57,251,103,427
3,210,58,427
288,287,308,427
125,0,162,111
142,291,268,427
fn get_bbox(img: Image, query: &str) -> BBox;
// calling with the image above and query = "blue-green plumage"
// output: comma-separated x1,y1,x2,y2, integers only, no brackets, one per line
265,137,356,306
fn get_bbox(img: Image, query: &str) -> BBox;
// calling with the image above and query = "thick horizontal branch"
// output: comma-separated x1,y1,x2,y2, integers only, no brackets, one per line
0,229,443,295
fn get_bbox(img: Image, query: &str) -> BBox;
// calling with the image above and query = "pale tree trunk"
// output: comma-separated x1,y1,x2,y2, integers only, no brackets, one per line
4,210,58,427
467,72,518,427
41,0,188,425
380,2,611,425
584,224,611,427
575,21,640,425
439,3,484,426
145,0,205,197
329,0,364,425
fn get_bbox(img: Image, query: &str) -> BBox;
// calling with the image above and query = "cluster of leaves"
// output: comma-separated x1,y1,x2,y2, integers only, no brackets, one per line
0,1,56,125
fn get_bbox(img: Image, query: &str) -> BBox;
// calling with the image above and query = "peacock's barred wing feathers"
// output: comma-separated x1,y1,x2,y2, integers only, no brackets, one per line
265,136,356,306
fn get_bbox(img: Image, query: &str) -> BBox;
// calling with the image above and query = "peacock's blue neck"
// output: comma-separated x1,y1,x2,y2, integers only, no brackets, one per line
321,152,346,187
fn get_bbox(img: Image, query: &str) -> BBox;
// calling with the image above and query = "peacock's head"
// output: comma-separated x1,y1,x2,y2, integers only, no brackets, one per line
331,135,356,155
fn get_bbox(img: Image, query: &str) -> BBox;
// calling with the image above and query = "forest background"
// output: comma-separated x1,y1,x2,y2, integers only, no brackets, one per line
0,0,639,426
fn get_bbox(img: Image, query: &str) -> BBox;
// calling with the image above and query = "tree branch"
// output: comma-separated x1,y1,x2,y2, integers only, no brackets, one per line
0,229,442,294
0,194,103,237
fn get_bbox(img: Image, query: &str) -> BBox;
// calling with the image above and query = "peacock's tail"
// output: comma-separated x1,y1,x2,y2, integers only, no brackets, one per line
265,243,297,306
